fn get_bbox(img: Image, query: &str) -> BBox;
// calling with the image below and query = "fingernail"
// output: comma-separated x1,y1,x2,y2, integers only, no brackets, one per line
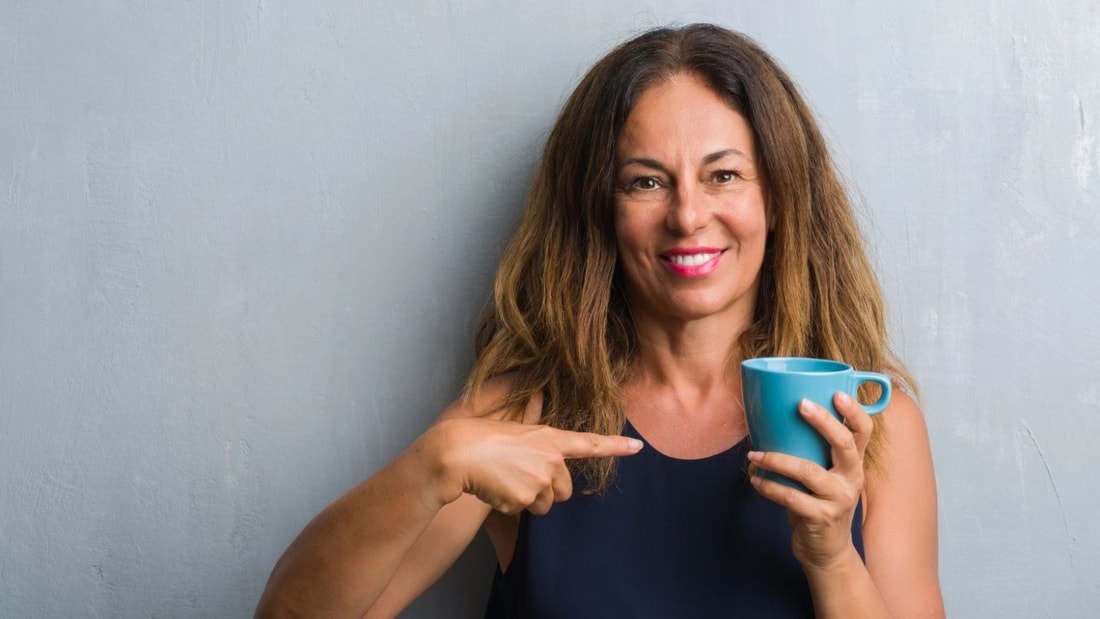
836,392,851,406
799,398,817,416
627,438,644,450
747,450,762,462
750,475,762,488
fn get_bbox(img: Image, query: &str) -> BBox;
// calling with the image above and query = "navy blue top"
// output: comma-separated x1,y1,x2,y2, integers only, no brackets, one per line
484,420,864,618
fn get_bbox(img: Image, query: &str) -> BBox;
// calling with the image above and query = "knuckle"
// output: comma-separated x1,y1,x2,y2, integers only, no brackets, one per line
836,433,857,452
799,459,819,480
534,469,554,487
587,434,601,451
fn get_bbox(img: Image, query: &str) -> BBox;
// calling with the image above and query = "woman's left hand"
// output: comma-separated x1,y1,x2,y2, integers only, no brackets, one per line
747,391,873,570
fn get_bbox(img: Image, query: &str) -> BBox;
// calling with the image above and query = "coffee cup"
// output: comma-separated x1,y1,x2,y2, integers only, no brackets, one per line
740,357,891,489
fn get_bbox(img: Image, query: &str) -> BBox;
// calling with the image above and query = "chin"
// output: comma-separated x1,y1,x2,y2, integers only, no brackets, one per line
663,296,747,322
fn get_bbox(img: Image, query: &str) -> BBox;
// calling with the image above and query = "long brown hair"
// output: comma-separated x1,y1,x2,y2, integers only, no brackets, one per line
465,24,914,492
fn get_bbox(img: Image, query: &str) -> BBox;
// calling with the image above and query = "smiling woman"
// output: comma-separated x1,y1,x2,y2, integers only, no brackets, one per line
613,74,769,329
255,23,944,619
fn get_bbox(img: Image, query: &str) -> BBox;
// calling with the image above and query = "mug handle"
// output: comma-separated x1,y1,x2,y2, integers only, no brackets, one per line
848,372,892,415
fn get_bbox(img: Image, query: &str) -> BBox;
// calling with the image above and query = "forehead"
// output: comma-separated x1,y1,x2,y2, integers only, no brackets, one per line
616,73,756,161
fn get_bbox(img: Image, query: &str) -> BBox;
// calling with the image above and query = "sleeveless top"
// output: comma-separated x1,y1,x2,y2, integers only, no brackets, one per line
484,420,865,618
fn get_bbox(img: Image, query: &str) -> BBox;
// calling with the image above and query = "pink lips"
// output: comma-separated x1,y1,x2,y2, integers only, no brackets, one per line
660,247,724,278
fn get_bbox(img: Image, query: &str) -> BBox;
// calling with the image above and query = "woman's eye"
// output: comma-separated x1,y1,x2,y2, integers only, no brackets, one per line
712,170,739,184
630,177,661,191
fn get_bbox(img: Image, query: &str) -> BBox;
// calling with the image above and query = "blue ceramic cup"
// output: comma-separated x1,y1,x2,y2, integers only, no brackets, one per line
741,357,891,489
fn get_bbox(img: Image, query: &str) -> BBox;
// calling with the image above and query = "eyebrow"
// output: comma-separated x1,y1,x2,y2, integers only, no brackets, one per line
618,148,748,172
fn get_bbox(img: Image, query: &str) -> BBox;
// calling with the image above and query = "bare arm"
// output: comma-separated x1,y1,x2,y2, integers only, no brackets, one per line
362,493,493,619
861,392,944,617
255,383,643,618
749,392,943,618
363,390,544,619
254,418,467,618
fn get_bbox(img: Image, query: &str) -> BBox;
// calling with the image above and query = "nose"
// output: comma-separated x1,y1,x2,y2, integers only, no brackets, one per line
665,182,710,235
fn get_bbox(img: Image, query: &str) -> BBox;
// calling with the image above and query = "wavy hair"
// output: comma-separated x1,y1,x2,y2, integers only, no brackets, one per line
464,24,914,492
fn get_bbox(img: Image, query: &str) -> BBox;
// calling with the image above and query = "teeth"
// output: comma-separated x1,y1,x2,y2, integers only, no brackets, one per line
668,252,718,266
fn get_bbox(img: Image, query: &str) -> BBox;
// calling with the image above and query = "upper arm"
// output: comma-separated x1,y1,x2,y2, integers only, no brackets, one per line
363,377,542,619
862,391,945,618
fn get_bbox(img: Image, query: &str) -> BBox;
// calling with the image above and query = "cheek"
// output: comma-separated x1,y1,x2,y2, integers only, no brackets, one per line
612,211,657,284
733,199,769,242
612,206,649,252
747,214,770,242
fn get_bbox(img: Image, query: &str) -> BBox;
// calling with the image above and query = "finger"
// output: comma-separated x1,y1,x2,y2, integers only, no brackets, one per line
748,449,834,496
493,498,525,516
749,470,820,514
554,429,644,459
833,391,873,453
550,462,574,502
798,398,860,471
527,486,556,515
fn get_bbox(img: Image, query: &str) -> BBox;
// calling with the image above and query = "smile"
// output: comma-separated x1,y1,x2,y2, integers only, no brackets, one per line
666,252,720,266
660,249,724,277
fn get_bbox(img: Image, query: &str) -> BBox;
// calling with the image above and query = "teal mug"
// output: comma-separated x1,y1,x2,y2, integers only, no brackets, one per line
740,357,891,489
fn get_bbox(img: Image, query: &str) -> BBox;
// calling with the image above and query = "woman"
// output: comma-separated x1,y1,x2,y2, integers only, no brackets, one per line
256,24,943,618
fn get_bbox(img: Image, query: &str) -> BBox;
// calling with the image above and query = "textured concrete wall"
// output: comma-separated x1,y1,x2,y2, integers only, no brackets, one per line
1,1,1097,616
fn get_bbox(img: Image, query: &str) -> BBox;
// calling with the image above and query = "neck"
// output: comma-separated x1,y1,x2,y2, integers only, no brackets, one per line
627,310,751,396
622,310,752,452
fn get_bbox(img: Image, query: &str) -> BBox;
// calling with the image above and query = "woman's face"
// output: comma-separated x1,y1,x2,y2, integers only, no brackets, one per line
613,73,769,329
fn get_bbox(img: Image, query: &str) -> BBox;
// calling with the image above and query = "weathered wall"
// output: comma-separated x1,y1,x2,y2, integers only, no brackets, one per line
2,1,1097,616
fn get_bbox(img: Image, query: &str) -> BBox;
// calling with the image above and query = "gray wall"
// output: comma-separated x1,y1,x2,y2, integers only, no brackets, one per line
1,1,1097,617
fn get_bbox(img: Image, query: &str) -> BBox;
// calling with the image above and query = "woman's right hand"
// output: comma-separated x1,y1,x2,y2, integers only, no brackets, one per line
414,417,643,515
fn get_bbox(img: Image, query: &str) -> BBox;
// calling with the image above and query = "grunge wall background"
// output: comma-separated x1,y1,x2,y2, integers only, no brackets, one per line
2,1,1097,616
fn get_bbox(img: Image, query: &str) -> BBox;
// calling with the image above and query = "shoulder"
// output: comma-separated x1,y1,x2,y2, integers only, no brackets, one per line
882,389,924,427
863,388,937,526
438,373,544,425
873,390,932,472
867,389,935,488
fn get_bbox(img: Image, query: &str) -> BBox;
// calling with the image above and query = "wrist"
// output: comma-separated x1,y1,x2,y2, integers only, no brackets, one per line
799,546,892,618
799,544,865,581
408,419,465,511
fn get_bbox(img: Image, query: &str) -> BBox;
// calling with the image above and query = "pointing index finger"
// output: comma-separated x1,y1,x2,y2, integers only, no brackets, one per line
553,429,645,459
